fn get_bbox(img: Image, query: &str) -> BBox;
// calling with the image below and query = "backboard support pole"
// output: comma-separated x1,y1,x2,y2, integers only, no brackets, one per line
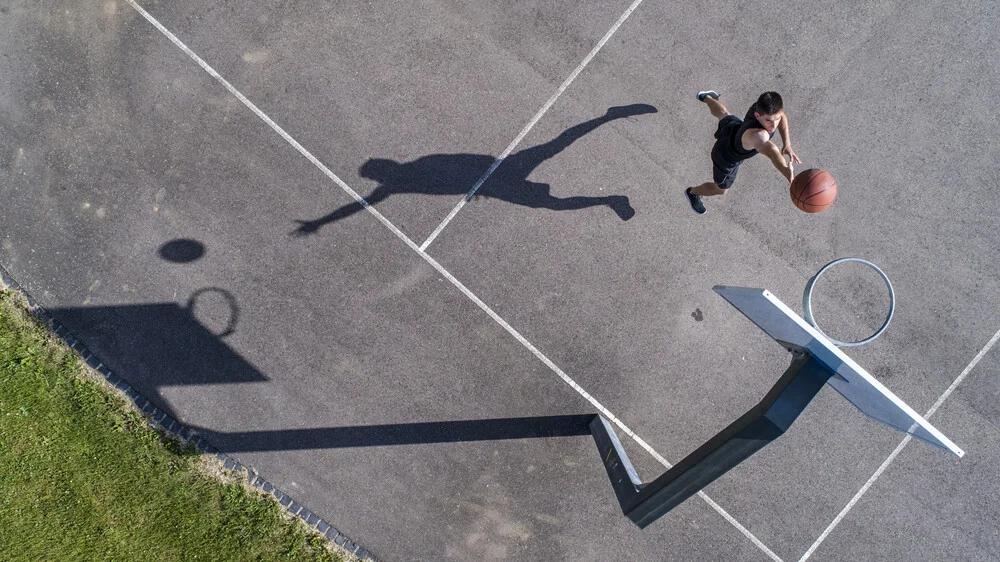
591,350,833,528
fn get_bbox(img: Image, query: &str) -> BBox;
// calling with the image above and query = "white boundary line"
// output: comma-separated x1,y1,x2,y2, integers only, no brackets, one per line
418,0,646,251
125,2,781,560
798,327,1000,562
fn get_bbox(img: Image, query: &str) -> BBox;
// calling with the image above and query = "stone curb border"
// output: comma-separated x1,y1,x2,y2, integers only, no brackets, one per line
0,264,374,561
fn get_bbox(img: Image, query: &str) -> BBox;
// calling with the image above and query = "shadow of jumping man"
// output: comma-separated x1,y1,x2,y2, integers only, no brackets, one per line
292,104,657,235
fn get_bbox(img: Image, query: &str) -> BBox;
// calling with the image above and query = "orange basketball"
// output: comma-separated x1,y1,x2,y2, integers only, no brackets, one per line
790,169,837,213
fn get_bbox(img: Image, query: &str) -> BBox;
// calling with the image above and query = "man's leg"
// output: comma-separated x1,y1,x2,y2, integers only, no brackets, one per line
686,166,734,215
685,91,733,214
690,182,727,196
697,90,730,119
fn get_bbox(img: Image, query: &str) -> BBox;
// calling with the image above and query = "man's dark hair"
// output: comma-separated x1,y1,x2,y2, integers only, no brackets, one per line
755,92,783,115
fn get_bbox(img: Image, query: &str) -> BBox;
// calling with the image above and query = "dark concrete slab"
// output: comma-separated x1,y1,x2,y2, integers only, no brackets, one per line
428,0,1000,559
428,100,910,556
0,1,782,559
2,0,998,560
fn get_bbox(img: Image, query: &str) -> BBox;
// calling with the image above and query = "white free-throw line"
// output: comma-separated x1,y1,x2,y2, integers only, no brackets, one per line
798,327,1000,562
126,2,781,559
418,0,647,252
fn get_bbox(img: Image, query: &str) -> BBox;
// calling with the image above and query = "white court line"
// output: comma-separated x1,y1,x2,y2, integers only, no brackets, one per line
418,0,647,252
798,327,1000,562
125,2,781,560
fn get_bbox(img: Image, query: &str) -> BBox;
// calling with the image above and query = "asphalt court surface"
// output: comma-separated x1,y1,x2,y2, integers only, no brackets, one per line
2,0,999,560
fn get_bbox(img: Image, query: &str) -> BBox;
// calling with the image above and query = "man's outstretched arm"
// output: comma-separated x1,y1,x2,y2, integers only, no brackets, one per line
758,141,794,184
778,112,801,164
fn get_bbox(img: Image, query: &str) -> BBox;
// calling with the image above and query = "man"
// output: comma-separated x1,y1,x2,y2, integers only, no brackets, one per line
685,91,801,215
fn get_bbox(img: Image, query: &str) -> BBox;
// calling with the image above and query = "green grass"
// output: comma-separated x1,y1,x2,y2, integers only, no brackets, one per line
0,290,354,562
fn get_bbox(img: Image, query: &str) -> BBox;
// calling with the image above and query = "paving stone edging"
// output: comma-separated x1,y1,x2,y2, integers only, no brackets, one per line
0,264,374,560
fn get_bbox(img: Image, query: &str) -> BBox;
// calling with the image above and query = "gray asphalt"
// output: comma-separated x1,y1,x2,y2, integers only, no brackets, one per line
2,0,998,560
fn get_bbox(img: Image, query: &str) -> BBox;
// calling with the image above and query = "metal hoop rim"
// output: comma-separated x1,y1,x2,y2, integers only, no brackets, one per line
802,258,895,347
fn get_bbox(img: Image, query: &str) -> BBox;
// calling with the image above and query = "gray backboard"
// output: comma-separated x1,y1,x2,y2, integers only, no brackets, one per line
714,286,964,457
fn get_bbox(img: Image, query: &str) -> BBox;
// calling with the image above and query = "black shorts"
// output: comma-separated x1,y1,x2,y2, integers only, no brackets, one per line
710,115,742,190
711,158,740,190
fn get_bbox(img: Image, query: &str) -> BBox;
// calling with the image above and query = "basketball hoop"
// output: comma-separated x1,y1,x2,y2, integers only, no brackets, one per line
802,258,895,347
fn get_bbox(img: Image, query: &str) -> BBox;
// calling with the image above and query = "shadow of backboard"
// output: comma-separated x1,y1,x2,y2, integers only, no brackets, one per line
52,298,268,419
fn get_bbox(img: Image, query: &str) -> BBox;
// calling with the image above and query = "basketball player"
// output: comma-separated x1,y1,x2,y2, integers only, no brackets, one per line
685,91,801,215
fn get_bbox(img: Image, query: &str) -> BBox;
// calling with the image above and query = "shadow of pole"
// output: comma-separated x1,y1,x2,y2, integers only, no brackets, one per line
190,414,598,452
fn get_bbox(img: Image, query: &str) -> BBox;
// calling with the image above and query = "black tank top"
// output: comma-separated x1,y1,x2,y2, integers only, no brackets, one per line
714,104,776,166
